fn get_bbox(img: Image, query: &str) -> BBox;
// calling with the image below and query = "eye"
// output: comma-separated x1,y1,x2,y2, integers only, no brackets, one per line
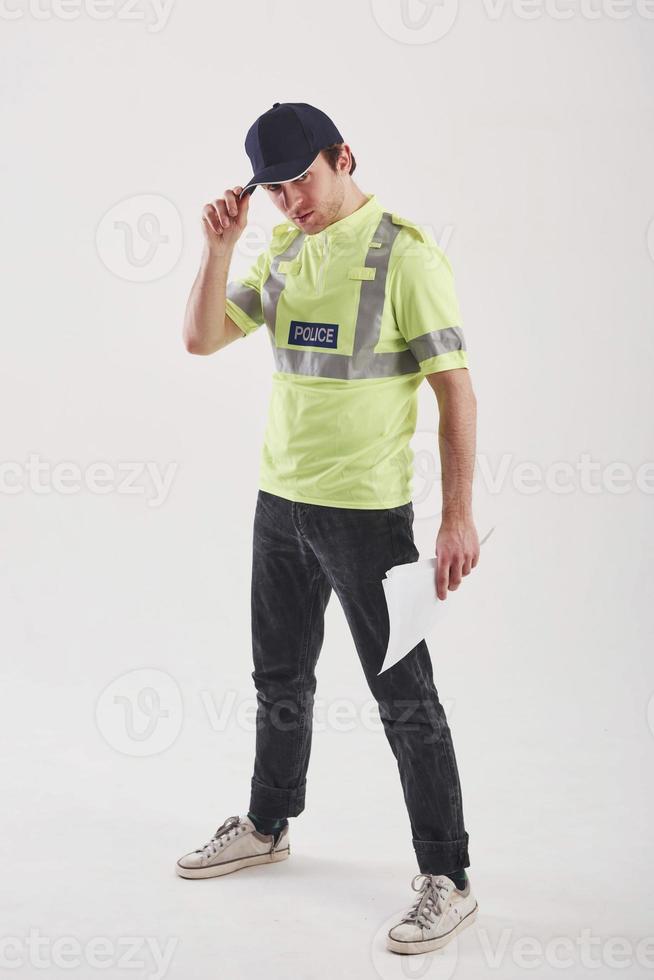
265,173,308,192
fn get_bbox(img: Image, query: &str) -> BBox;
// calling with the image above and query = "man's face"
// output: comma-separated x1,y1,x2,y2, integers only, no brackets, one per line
261,149,349,235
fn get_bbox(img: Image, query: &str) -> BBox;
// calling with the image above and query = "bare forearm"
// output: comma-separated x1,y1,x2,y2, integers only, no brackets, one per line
183,244,234,354
438,385,477,523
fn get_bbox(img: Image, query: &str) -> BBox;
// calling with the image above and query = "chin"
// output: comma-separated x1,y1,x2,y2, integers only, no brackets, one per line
305,215,323,233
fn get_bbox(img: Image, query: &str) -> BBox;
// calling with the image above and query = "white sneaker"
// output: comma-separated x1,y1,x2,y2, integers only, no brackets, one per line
175,814,290,879
386,873,478,954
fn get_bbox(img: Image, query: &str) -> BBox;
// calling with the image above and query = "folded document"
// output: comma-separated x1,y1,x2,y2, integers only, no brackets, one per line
378,528,493,675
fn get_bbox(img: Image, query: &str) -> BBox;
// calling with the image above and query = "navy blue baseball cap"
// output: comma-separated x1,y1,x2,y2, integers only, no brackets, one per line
238,102,344,200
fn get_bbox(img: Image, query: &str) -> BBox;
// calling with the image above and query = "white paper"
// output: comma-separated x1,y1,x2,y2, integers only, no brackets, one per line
378,527,494,675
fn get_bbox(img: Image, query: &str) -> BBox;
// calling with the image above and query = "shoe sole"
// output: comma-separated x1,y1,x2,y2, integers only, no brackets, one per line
386,902,478,955
175,846,290,879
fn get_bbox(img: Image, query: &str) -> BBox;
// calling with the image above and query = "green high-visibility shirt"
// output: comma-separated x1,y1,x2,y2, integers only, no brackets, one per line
225,192,469,509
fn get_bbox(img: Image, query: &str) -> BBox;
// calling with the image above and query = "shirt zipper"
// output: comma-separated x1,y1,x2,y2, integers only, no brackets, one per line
316,235,330,295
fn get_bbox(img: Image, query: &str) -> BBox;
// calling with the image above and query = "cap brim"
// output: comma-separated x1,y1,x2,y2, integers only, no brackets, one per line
238,151,322,199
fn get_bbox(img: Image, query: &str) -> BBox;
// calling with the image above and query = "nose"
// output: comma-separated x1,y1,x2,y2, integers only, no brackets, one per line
281,185,305,215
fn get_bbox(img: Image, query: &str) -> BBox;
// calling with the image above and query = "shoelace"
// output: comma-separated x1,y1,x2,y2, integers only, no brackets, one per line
198,815,245,858
399,874,456,930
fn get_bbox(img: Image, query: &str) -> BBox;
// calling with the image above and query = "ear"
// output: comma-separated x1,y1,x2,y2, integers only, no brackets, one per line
339,144,353,173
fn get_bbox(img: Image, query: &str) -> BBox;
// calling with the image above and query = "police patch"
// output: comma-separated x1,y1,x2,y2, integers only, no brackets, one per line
288,321,339,349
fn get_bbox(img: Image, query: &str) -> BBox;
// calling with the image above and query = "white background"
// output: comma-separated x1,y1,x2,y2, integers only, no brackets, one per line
2,1,653,977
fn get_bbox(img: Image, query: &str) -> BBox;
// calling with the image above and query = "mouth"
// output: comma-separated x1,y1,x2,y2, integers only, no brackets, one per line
293,211,313,224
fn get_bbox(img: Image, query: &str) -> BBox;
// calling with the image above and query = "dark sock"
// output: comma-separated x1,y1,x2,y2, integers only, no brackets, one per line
247,811,288,838
443,868,468,890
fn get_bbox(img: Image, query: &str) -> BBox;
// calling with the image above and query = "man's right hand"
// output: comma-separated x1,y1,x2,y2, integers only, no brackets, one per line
201,186,250,254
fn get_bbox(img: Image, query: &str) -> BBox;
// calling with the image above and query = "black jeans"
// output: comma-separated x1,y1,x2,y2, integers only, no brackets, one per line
247,489,470,874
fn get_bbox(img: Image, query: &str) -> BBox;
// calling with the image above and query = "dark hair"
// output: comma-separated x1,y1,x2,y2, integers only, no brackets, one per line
321,142,357,176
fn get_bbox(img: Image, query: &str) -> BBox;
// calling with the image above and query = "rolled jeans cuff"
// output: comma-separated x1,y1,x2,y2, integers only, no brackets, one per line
249,776,307,819
413,832,470,875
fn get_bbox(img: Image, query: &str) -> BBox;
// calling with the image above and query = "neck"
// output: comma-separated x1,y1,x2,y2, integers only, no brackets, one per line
331,182,369,223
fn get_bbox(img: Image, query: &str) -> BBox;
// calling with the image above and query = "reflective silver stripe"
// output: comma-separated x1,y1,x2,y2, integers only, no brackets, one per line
262,229,305,341
352,212,401,361
262,212,421,380
408,326,466,364
345,210,418,378
274,345,418,379
226,281,263,325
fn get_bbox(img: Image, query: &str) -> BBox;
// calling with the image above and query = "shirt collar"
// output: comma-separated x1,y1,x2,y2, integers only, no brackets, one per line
310,193,383,243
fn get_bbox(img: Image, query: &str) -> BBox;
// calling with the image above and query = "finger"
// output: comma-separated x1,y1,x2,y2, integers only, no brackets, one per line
212,199,231,228
208,199,230,228
224,189,238,218
203,203,224,235
436,554,450,601
202,209,223,237
201,205,221,236
235,187,250,216
448,557,464,591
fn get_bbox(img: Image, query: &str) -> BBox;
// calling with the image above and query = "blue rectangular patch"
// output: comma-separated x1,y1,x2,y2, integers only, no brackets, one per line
288,320,339,349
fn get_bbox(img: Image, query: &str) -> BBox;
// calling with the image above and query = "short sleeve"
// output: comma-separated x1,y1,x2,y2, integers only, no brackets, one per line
390,237,468,375
225,248,268,337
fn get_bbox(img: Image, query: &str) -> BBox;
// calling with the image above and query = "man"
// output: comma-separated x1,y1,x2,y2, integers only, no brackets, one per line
176,102,480,956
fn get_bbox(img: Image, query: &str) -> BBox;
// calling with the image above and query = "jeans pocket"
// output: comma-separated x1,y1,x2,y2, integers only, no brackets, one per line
387,500,413,519
386,501,418,566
